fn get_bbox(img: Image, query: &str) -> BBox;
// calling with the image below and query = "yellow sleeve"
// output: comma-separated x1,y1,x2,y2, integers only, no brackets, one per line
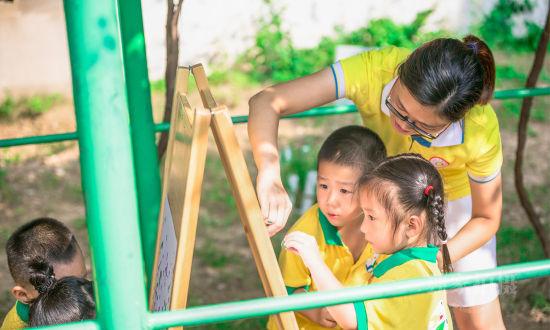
1,305,26,330
278,206,321,293
339,46,410,113
466,105,503,183
279,248,311,294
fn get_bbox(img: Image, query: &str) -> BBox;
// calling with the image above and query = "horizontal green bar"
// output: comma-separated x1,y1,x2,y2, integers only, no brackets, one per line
154,122,170,132
147,259,550,328
0,132,78,148
231,104,358,124
494,86,550,99
230,86,550,124
27,320,99,330
1,87,550,149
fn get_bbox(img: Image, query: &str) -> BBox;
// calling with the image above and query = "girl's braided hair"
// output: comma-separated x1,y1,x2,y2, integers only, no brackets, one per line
359,153,453,273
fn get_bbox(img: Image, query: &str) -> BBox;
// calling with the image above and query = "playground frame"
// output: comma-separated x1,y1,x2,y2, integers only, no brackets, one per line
0,1,548,329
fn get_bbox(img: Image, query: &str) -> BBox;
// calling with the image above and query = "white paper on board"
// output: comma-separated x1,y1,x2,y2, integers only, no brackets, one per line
152,197,178,311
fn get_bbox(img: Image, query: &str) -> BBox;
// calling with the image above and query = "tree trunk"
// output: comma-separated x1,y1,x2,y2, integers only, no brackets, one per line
157,0,185,158
514,2,550,258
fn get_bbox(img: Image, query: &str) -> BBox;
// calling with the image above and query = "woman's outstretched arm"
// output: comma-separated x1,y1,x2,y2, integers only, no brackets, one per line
248,68,337,236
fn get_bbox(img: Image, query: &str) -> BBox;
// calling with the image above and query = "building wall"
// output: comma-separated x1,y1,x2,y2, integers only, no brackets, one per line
1,0,548,97
0,0,72,96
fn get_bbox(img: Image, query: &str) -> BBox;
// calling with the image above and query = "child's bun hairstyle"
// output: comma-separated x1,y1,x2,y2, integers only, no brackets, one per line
28,258,95,326
28,258,56,295
6,217,80,286
360,153,453,273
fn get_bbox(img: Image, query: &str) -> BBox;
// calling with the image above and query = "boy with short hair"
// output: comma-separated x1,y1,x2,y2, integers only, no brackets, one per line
268,125,387,329
1,218,87,329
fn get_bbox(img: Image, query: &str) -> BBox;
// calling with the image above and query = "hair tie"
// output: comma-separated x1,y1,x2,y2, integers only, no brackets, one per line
36,274,56,294
466,42,478,54
423,185,433,197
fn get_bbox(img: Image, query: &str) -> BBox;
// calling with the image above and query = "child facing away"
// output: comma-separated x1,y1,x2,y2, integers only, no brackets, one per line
268,125,386,330
27,258,95,327
1,218,88,330
284,154,453,330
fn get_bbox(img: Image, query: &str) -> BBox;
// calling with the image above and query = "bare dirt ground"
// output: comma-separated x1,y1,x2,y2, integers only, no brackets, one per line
0,86,549,329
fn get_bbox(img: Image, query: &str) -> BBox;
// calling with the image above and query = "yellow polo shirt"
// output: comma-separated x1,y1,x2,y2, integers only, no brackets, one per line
331,47,502,201
1,301,29,330
268,204,377,330
353,245,453,330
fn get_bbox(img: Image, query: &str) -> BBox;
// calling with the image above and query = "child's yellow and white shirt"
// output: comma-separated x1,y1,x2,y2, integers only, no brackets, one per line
331,46,502,201
353,245,453,330
1,301,29,330
268,204,377,330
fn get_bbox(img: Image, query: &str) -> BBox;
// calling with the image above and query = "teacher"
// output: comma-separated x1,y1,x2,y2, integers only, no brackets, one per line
248,35,504,329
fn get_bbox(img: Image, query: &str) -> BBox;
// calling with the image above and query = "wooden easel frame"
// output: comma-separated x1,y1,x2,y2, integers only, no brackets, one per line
149,67,211,314
192,64,297,329
150,65,298,330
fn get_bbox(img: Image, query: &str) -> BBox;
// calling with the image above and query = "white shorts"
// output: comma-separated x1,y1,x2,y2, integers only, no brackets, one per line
445,195,499,307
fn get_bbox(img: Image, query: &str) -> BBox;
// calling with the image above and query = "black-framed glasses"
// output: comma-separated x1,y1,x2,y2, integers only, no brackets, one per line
385,95,451,140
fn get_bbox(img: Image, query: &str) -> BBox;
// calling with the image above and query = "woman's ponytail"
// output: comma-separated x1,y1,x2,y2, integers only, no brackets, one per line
463,35,496,105
400,35,496,121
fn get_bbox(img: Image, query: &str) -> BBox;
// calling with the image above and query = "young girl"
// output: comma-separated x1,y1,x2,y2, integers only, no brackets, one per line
284,154,453,330
268,125,386,330
249,35,504,329
27,258,95,327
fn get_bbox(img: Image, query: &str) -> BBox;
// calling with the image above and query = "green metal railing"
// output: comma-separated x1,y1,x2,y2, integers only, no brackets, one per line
28,259,550,329
62,0,148,329
145,260,550,328
2,0,548,328
2,86,550,149
117,0,161,289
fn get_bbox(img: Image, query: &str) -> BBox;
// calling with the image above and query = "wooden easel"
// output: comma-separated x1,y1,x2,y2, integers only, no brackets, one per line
149,67,210,314
149,66,298,330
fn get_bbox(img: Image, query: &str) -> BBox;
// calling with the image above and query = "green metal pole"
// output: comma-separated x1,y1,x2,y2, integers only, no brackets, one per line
0,132,78,148
63,0,148,329
117,0,161,291
147,259,550,328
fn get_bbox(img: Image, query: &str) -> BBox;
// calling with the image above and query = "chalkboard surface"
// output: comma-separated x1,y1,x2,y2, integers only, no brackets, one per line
152,197,178,311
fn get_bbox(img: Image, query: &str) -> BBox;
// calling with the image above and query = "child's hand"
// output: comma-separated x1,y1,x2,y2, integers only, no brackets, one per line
283,232,322,268
317,307,337,328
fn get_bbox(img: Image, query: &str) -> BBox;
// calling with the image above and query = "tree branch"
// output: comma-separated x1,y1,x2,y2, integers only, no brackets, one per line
157,0,186,159
514,1,550,258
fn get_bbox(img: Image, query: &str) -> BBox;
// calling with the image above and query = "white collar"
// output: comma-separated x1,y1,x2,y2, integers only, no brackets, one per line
380,78,464,147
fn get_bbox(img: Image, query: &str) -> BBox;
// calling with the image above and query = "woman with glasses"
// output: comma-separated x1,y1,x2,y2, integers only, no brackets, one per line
248,35,504,330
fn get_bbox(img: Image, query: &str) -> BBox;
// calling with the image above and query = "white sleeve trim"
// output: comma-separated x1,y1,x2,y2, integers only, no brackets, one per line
468,168,501,184
330,61,346,99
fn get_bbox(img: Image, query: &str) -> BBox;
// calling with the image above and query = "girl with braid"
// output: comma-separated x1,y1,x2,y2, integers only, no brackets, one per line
284,154,453,330
27,258,95,327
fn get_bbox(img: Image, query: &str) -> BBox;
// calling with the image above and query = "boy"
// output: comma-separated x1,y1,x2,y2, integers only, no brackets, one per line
1,218,87,329
268,126,386,330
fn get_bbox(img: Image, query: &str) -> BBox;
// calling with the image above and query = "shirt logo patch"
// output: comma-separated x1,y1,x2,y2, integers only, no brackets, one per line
365,253,378,273
429,157,449,168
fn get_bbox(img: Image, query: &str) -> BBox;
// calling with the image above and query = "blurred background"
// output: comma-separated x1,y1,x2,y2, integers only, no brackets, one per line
1,0,549,328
